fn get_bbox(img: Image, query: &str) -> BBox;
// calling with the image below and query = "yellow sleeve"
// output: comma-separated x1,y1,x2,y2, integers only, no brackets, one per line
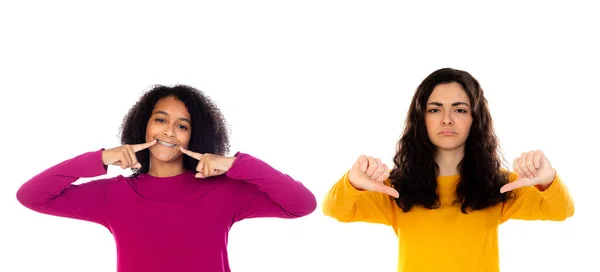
500,171,575,224
322,171,397,226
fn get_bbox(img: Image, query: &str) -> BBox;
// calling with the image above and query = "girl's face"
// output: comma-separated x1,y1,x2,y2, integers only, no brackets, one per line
424,82,473,152
145,96,192,163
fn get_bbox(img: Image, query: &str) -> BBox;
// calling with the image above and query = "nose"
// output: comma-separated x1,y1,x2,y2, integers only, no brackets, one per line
441,112,453,125
163,128,175,138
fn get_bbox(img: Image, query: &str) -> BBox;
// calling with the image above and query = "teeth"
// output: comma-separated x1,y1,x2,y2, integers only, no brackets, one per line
157,140,175,147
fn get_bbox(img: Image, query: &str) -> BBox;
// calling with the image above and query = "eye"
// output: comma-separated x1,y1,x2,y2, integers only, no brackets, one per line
178,124,188,130
456,109,468,113
428,109,440,113
155,118,166,123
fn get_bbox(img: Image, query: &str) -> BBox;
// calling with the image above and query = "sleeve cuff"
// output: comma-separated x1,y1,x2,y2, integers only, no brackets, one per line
225,151,244,179
535,170,562,195
95,149,109,174
341,170,369,198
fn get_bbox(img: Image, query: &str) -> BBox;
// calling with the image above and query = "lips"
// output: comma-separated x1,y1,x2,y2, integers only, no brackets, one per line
439,130,456,136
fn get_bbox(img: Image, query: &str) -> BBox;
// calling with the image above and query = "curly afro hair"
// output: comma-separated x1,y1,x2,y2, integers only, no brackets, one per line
118,84,230,177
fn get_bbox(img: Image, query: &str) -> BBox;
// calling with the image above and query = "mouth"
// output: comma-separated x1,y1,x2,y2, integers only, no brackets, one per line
439,131,456,136
156,139,177,147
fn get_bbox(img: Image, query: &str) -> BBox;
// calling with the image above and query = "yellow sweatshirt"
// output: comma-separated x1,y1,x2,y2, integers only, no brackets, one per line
322,170,574,272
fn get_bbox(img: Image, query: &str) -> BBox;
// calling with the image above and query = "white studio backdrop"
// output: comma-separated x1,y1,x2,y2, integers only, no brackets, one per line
1,1,597,271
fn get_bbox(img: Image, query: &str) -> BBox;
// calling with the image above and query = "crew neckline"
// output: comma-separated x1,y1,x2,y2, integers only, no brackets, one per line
141,170,194,180
437,174,461,189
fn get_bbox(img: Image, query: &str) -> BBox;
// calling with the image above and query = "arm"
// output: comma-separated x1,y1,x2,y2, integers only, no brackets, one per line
16,149,110,227
322,171,397,226
227,152,317,222
500,171,574,223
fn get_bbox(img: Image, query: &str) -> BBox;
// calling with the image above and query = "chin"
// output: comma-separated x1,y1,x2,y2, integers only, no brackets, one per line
433,141,466,151
149,151,179,162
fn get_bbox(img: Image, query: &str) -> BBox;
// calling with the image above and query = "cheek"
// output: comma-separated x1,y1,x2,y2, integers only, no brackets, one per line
145,125,157,139
424,116,436,132
178,132,191,147
459,118,473,134
145,123,166,142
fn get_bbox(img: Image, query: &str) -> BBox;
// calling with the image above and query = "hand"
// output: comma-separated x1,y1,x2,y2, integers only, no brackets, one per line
500,149,556,193
180,147,236,178
101,140,157,169
348,155,399,198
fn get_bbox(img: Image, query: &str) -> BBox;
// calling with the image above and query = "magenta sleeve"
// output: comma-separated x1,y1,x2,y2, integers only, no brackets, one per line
226,152,317,222
16,149,111,227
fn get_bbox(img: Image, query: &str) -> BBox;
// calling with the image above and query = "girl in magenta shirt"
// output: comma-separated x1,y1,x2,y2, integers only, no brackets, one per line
17,85,317,272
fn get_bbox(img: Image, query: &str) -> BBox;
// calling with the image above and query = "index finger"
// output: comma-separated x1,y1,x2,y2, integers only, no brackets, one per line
132,139,157,152
180,147,203,160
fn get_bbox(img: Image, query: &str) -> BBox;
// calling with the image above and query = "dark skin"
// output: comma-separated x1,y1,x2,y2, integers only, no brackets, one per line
103,96,236,178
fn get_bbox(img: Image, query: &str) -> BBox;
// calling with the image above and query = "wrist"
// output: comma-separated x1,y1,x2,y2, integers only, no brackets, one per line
536,168,556,191
349,181,366,191
100,150,108,165
226,156,236,170
347,173,366,191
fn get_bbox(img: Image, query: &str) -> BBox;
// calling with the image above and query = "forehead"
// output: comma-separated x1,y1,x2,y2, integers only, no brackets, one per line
152,96,191,118
427,82,469,103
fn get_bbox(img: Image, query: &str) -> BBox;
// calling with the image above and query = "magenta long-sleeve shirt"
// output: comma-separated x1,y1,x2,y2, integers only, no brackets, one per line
16,149,317,272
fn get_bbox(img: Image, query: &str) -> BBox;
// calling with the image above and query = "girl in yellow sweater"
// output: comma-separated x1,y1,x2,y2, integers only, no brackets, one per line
322,68,574,272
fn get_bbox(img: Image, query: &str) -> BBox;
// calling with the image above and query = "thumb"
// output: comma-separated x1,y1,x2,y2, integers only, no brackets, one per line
374,184,399,198
500,179,527,193
133,163,142,169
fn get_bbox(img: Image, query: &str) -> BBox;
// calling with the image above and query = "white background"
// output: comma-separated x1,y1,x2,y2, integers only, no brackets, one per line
1,1,597,271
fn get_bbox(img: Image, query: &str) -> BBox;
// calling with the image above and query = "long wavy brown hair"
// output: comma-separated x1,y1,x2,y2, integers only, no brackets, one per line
389,68,514,213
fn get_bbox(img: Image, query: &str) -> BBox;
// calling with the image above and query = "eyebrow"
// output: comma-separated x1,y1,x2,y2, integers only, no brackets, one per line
154,111,191,123
427,102,470,107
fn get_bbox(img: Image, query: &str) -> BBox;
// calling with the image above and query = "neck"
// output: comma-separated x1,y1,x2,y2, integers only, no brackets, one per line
147,159,186,177
435,148,465,176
